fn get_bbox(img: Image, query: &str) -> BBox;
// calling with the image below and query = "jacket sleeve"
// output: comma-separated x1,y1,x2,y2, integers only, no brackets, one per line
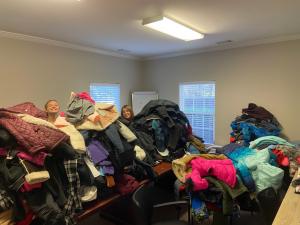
186,167,209,191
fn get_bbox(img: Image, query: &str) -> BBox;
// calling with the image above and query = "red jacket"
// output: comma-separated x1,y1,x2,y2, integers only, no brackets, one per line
6,102,47,119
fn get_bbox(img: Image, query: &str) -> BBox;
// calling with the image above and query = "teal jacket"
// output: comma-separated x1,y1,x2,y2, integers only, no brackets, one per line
243,148,284,192
249,136,295,149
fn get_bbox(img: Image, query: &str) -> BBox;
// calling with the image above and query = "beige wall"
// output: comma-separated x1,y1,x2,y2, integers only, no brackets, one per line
1,36,299,145
143,40,300,145
0,37,142,110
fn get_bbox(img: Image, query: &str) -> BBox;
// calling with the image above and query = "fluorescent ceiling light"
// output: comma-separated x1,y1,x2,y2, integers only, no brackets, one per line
142,16,204,41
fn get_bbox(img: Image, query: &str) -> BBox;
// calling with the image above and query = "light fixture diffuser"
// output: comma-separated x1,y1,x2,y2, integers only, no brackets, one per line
142,16,204,41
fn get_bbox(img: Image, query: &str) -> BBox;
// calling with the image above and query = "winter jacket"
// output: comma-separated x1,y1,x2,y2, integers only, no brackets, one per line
242,103,274,121
87,139,109,165
54,117,86,153
76,92,95,104
239,122,280,143
243,148,284,192
117,121,137,142
65,94,95,124
6,102,47,119
76,103,119,131
205,176,248,215
19,114,86,153
228,147,284,192
249,136,295,150
172,154,227,183
186,157,236,191
0,111,68,153
226,147,256,192
0,157,26,191
17,151,47,166
134,99,189,128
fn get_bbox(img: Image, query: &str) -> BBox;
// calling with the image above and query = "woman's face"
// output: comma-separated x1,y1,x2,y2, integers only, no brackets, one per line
46,101,60,114
122,108,132,120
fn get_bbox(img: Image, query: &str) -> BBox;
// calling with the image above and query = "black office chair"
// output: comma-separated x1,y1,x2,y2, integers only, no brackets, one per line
132,183,191,225
256,187,280,225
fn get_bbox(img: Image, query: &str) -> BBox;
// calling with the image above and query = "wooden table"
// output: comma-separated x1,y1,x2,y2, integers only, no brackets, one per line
272,170,300,225
76,162,172,221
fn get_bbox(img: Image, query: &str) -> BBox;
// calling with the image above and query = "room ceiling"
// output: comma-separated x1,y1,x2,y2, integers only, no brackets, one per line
0,0,300,59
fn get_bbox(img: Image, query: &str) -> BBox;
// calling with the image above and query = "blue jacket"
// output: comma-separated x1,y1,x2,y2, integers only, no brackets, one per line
226,147,256,192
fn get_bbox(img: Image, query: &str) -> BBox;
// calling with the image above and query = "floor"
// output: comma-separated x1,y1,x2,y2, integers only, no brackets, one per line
77,207,268,225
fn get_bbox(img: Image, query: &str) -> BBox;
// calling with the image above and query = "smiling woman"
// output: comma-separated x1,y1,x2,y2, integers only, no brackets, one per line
44,99,60,124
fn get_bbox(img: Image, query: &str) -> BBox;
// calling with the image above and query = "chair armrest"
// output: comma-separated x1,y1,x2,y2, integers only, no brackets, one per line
153,200,189,208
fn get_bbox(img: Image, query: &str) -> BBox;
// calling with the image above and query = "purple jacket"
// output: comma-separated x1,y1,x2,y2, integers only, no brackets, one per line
87,139,109,165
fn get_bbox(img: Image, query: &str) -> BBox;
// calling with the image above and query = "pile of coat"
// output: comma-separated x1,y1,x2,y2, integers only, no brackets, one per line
131,99,193,161
170,103,299,222
0,93,152,225
0,94,204,224
230,103,281,145
64,92,155,178
0,102,84,225
171,137,294,220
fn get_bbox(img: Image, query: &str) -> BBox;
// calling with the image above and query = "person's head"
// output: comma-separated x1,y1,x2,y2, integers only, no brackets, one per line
45,99,60,115
121,105,134,120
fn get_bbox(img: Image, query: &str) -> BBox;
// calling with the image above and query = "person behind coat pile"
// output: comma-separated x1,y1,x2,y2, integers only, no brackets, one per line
44,99,60,124
119,105,157,164
120,105,134,125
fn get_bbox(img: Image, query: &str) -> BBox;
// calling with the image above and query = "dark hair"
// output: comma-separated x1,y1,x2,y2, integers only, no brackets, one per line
121,105,134,120
44,99,58,110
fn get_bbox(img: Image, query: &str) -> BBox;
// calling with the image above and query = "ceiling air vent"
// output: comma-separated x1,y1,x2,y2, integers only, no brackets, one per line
117,49,130,53
216,40,233,45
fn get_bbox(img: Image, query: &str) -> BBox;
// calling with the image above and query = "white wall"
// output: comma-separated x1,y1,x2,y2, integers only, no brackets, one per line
0,37,142,110
143,40,300,145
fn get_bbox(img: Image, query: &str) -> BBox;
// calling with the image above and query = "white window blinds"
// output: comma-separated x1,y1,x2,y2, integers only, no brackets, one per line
179,82,215,144
90,83,121,112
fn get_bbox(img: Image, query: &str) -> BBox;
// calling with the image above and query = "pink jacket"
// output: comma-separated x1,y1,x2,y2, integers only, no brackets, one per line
186,157,236,191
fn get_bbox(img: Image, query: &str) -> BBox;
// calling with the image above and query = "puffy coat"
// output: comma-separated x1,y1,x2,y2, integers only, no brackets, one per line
186,158,236,191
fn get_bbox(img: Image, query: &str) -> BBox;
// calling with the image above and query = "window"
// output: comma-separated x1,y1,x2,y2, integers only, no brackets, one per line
179,82,215,144
90,83,121,112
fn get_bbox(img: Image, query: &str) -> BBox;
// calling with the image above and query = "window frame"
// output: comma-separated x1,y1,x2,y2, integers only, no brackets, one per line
90,82,121,112
179,81,216,144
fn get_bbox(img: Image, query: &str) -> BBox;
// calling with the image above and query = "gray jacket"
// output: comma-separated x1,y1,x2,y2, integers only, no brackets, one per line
66,95,95,124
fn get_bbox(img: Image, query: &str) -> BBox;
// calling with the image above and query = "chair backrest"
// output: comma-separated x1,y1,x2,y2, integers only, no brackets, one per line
257,187,279,225
132,184,154,225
